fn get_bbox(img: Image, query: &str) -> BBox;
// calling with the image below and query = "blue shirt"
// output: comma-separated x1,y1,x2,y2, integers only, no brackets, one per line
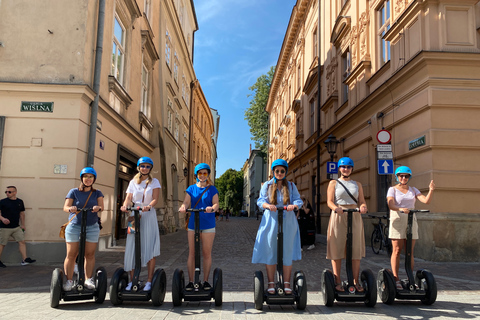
65,188,104,226
186,184,218,230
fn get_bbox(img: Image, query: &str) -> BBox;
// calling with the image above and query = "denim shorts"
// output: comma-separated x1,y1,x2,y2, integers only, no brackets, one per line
65,222,100,243
187,227,215,233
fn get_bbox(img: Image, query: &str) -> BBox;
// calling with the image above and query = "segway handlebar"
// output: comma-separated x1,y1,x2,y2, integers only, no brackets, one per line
367,213,388,220
399,209,429,213
73,207,93,212
276,205,299,212
126,206,144,212
342,208,360,213
186,208,205,212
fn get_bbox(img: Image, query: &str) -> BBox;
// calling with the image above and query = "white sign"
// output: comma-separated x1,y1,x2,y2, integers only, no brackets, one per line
377,144,392,152
377,151,393,159
376,129,392,144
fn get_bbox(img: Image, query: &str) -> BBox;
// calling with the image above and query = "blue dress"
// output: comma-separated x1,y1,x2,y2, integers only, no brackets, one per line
252,179,303,266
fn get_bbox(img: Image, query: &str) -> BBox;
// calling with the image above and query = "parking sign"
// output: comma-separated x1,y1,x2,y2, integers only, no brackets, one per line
327,161,338,174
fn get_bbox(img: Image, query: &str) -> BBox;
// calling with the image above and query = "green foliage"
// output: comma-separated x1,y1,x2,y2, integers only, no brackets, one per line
244,66,275,158
215,168,244,214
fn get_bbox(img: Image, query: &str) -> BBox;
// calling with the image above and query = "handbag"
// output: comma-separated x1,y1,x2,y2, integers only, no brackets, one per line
127,181,149,235
185,186,210,230
59,190,93,239
336,179,358,204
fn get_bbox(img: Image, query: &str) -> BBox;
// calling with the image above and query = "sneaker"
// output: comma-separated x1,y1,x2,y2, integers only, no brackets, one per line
143,281,152,291
125,282,132,291
73,264,78,274
21,257,36,266
84,277,95,289
0,261,6,268
185,282,194,291
307,244,315,250
203,281,212,291
63,279,74,291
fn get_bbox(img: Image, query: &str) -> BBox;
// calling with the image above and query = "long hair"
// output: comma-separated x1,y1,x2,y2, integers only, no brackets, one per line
78,182,96,192
268,180,290,205
134,172,153,185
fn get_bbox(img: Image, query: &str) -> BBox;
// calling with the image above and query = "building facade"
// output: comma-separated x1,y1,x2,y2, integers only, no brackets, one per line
242,149,267,217
0,0,217,263
266,0,480,261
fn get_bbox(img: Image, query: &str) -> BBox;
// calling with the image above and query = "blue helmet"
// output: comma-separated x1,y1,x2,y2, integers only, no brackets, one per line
137,157,154,168
271,159,288,172
194,163,211,176
80,167,97,180
338,157,354,168
395,166,412,182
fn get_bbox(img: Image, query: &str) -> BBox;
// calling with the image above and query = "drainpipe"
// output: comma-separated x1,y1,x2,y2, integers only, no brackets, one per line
187,80,197,186
315,0,322,234
87,0,106,167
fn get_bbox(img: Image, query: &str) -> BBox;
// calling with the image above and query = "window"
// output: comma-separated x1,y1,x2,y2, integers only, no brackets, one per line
182,75,186,101
112,15,125,84
310,99,315,136
175,117,180,141
167,99,173,132
173,52,179,83
313,29,318,59
144,0,151,21
165,30,172,68
342,50,351,104
141,63,149,118
297,65,301,92
378,0,391,65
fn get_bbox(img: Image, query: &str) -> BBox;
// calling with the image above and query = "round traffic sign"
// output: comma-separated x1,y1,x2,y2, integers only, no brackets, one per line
376,129,392,144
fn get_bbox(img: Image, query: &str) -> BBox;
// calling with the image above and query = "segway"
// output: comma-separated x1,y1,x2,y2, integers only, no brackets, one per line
172,208,223,306
109,207,167,306
322,208,377,307
377,209,437,305
254,205,307,310
50,207,108,308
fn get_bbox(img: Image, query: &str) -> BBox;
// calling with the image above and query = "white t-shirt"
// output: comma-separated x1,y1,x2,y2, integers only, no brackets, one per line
126,178,161,207
387,186,420,209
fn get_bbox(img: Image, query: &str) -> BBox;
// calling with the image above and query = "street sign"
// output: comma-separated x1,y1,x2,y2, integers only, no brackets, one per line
376,129,392,144
327,161,338,174
377,144,392,152
378,159,394,175
377,151,393,159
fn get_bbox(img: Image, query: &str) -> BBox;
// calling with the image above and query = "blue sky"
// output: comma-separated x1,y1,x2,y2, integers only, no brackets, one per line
192,0,296,178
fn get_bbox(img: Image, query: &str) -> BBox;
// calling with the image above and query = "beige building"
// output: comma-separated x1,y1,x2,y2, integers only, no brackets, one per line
267,0,480,261
0,0,217,263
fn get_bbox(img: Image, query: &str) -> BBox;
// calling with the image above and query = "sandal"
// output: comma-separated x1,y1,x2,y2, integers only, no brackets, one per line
284,282,292,295
355,283,364,292
396,280,403,290
335,283,345,292
267,282,276,294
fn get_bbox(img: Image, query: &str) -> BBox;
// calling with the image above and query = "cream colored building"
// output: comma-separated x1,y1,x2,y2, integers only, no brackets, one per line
267,0,480,261
0,0,218,263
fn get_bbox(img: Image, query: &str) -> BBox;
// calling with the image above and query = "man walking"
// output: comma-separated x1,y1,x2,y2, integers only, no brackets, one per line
0,186,36,267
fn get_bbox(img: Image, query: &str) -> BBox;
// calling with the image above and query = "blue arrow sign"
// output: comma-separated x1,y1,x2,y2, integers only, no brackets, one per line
378,159,394,175
327,161,338,174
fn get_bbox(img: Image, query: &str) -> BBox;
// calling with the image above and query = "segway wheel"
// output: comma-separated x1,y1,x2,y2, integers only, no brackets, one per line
417,269,437,305
151,268,167,306
371,228,382,254
110,268,128,305
50,268,63,308
294,270,307,310
361,269,377,307
253,270,264,310
172,269,184,307
377,269,396,304
94,266,107,304
213,267,223,306
322,269,335,307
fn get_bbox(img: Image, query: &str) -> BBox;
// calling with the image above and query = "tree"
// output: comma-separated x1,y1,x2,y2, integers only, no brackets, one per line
215,169,244,214
244,66,275,158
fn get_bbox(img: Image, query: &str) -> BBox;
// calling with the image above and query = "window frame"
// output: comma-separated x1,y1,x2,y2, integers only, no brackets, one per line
378,0,391,65
112,14,126,85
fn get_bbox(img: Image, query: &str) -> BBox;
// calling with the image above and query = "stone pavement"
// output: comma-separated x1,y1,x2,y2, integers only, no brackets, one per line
0,217,479,319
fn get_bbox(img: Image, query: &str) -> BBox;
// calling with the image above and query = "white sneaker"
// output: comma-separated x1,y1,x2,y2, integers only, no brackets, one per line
84,277,95,289
143,282,152,291
63,280,74,291
307,244,316,250
125,282,132,291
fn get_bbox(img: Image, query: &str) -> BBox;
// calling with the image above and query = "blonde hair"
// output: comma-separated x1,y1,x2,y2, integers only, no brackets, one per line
134,172,153,185
268,180,290,205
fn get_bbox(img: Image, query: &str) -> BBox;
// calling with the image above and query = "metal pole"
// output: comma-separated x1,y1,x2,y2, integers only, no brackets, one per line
87,0,106,167
315,0,322,234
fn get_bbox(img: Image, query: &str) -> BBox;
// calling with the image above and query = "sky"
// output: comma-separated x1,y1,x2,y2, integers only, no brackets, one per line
192,0,297,178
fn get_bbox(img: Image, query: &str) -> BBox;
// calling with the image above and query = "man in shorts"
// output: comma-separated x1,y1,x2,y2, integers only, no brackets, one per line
0,186,36,267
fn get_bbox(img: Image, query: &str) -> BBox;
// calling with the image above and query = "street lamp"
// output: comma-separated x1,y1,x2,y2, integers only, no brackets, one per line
324,134,339,162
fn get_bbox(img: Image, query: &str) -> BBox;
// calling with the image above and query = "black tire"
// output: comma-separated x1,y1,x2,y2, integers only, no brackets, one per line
254,270,264,310
377,269,396,304
50,268,63,308
94,266,107,304
361,269,377,307
418,269,437,305
213,268,223,306
294,270,307,310
322,269,335,307
151,268,167,306
172,269,184,307
109,268,128,305
384,227,392,257
371,228,382,254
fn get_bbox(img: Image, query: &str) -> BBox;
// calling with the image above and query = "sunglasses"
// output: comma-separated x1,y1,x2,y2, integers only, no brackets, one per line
398,174,411,179
274,169,285,174
5,191,14,194
197,172,208,176
139,165,152,169
339,166,353,169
